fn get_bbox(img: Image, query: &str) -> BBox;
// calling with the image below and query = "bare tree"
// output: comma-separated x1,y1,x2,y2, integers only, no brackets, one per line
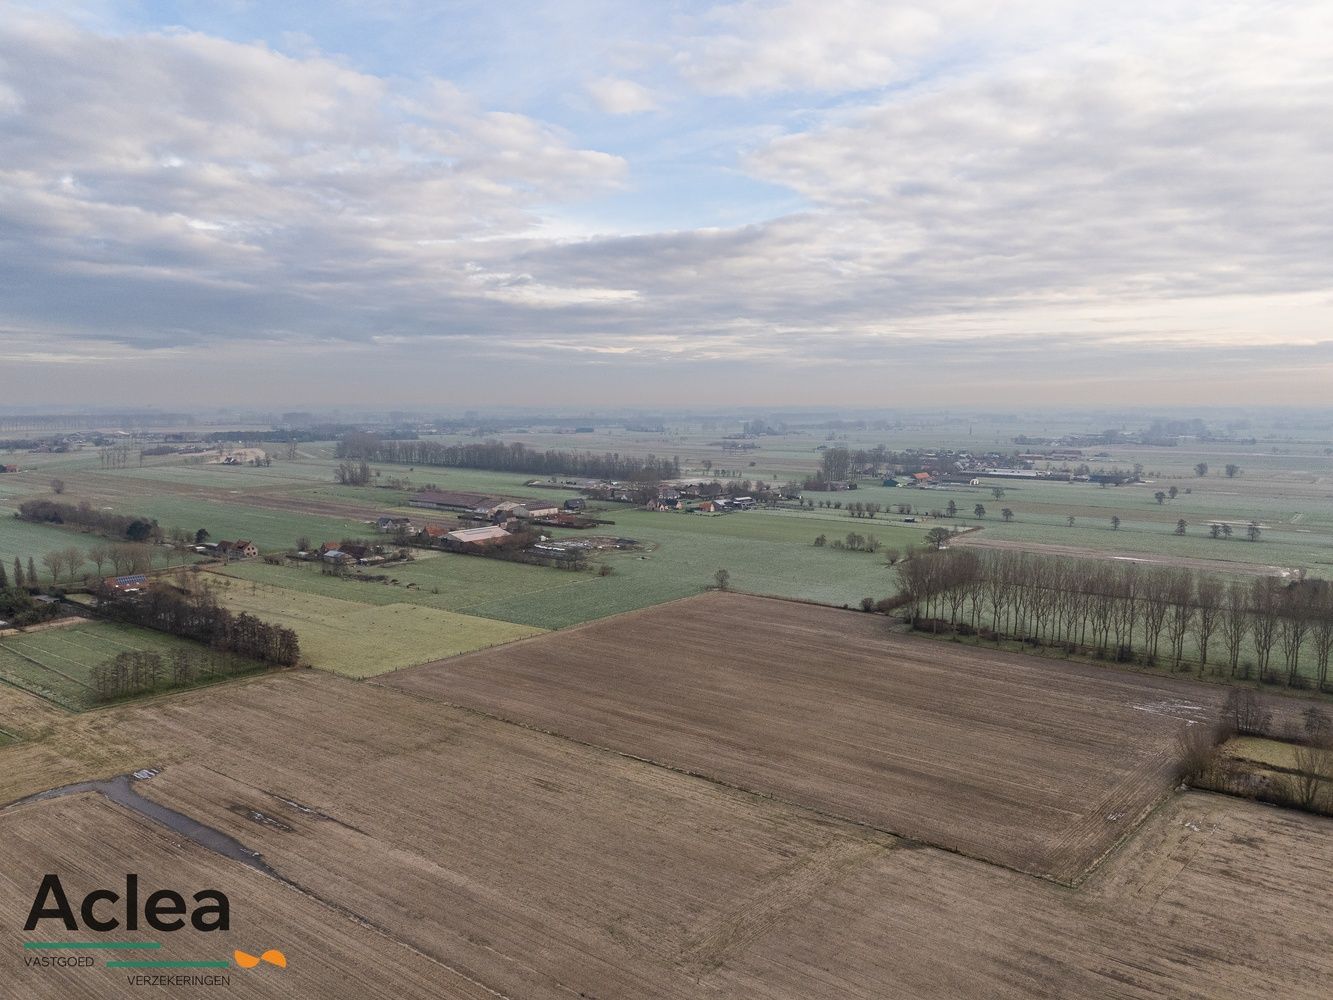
40,550,63,585
1287,745,1330,812
63,546,85,583
1192,576,1224,675
1164,570,1196,670
1250,577,1282,679
1311,586,1333,692
1222,688,1269,736
87,543,110,576
1278,585,1314,686
1221,582,1251,677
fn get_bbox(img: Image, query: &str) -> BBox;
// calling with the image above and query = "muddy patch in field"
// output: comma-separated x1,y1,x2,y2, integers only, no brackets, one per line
5,770,278,876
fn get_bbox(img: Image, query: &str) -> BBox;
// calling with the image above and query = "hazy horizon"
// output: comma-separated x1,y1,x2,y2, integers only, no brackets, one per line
2,1,1331,407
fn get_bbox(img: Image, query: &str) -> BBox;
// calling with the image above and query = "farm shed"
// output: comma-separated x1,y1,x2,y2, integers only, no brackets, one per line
443,525,512,551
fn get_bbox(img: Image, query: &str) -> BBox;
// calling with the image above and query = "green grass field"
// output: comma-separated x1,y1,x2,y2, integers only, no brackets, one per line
206,576,544,676
0,621,256,710
0,512,197,580
214,505,909,631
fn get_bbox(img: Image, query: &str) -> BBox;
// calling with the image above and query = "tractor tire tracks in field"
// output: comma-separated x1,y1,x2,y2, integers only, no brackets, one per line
2,769,517,1000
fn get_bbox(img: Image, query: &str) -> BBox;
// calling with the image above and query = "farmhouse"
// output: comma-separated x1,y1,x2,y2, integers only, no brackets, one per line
104,574,149,593
215,540,258,559
375,516,415,534
443,525,511,551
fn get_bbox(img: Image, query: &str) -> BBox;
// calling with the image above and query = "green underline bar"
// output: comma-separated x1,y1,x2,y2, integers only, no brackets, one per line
24,941,162,950
107,960,229,969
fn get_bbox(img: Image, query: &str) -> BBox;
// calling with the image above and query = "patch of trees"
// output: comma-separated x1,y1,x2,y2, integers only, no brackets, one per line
0,587,63,627
894,549,1333,689
337,435,680,482
1180,691,1333,817
814,533,882,553
94,587,299,667
334,460,372,486
90,647,262,703
18,500,160,543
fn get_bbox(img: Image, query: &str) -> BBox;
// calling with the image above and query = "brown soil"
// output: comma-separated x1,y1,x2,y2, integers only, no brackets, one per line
386,591,1229,882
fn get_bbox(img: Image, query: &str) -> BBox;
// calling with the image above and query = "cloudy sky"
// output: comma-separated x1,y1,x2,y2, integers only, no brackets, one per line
2,1,1331,409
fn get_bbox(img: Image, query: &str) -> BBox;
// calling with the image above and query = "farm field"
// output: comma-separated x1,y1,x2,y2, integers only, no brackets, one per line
0,620,258,710
0,511,198,573
0,795,485,1000
385,592,1229,883
213,504,906,631
948,533,1299,579
1,668,1328,998
205,574,544,676
1222,735,1306,770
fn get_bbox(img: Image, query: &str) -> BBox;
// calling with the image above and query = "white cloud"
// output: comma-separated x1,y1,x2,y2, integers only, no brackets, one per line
679,0,951,96
0,11,626,346
2,3,1333,407
585,76,659,114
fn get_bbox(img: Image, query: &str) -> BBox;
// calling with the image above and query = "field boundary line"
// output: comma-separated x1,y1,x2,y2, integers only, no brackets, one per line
1068,784,1182,888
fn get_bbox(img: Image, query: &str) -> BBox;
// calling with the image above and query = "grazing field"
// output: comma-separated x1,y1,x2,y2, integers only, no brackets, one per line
0,512,186,572
387,592,1225,882
0,621,255,710
211,507,907,631
206,576,543,676
948,533,1297,578
1,670,1328,999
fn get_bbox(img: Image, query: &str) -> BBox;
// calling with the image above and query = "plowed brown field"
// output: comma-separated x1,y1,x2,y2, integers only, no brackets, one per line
1,669,1329,999
386,592,1228,882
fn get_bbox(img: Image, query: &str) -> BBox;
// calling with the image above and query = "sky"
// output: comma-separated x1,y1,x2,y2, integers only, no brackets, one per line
1,1,1331,410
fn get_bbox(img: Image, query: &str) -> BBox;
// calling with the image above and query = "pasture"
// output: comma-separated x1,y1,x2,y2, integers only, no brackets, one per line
0,511,196,575
0,621,253,710
205,574,544,676
1,667,1327,999
212,502,909,631
386,591,1227,883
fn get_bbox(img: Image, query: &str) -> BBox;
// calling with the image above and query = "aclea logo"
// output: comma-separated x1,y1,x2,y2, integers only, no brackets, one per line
23,875,229,933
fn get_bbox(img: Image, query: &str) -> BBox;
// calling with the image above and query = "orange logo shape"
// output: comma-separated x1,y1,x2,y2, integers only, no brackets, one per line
234,949,287,969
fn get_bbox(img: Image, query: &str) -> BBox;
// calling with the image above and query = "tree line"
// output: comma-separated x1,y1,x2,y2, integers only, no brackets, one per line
336,434,680,482
90,647,263,703
894,548,1332,689
18,499,160,542
95,585,300,667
